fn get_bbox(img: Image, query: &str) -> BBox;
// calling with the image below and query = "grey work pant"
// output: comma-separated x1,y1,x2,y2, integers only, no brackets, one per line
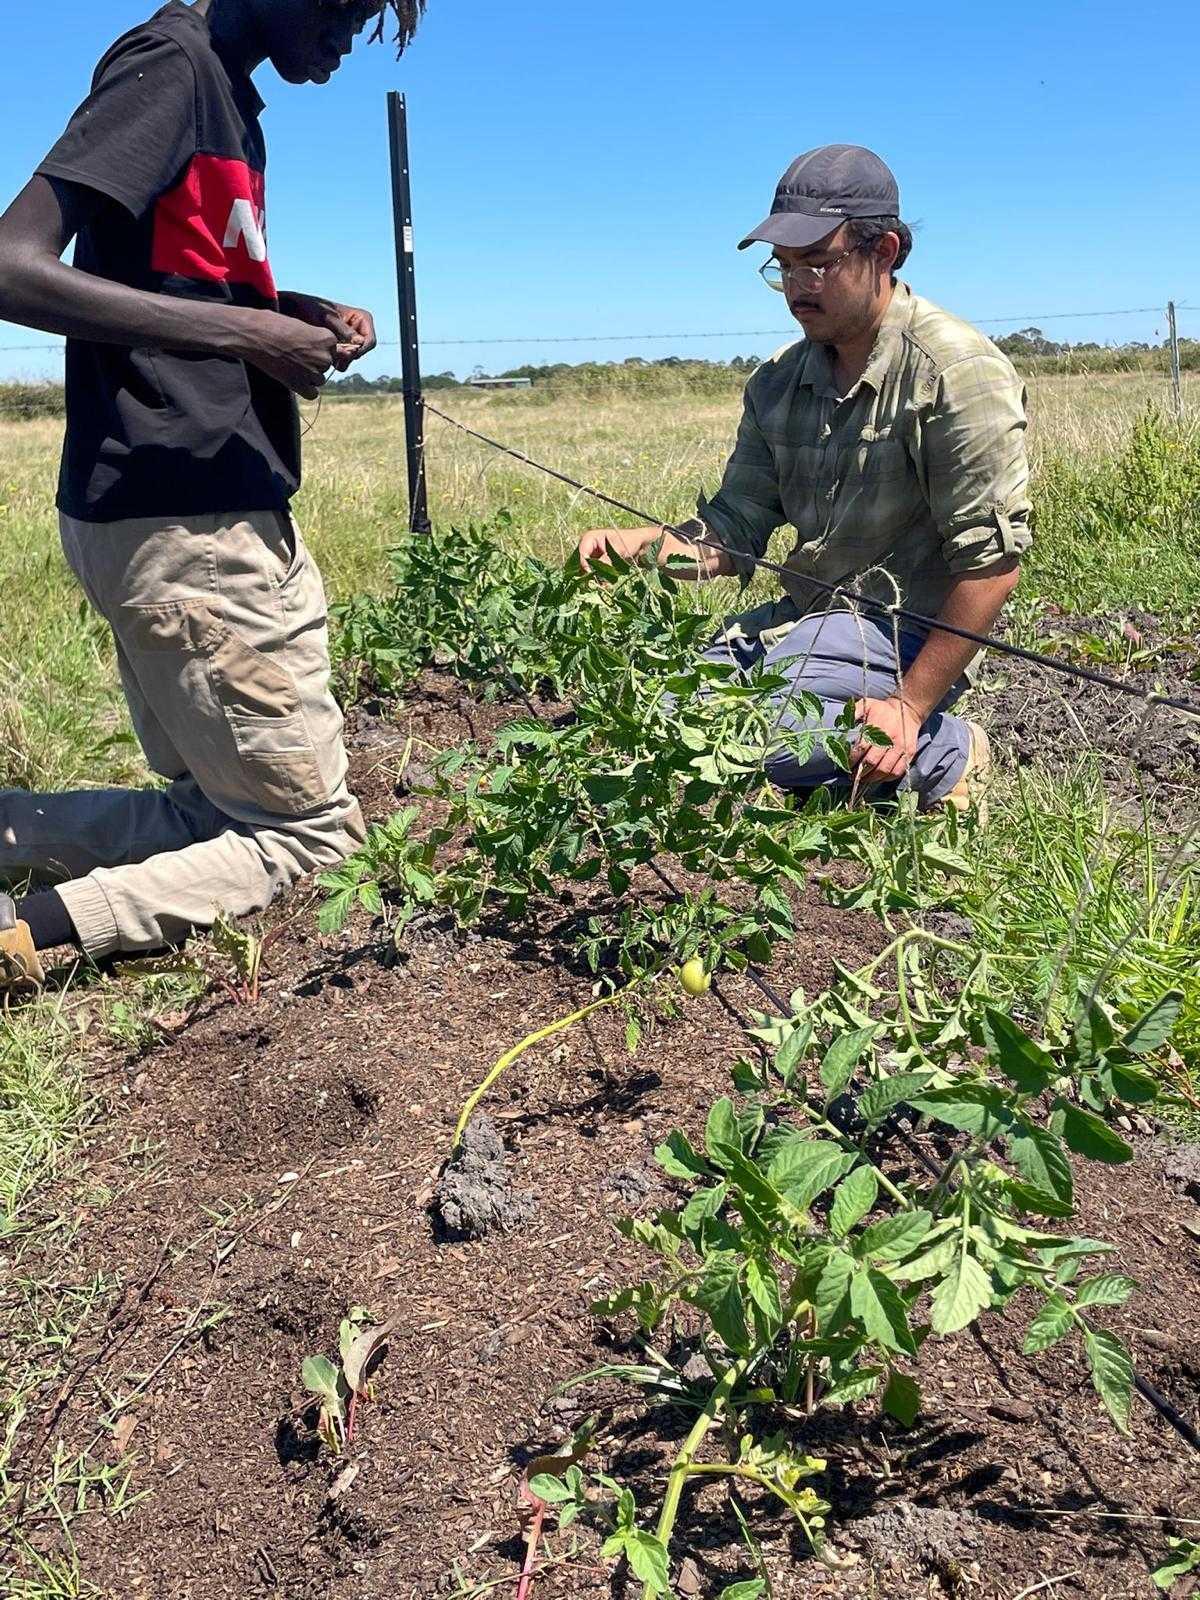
0,511,365,958
707,609,971,805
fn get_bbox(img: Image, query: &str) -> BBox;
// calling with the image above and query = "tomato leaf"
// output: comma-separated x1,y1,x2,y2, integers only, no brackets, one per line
829,1166,879,1241
655,1130,712,1182
930,1249,993,1336
911,1082,1014,1140
981,1007,1055,1095
1023,1292,1076,1353
1006,1120,1074,1212
881,1370,921,1427
1075,1273,1136,1309
857,1072,933,1129
1084,1328,1133,1432
1123,990,1183,1055
819,1025,878,1101
705,1097,742,1165
692,1259,751,1355
767,1138,857,1210
857,1210,933,1263
850,1266,917,1355
624,1530,670,1593
1058,1102,1133,1165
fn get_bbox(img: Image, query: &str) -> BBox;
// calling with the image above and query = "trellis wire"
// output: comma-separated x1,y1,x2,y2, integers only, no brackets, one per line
423,400,1200,722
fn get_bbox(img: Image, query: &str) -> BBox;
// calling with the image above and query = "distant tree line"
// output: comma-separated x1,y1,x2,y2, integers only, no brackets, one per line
321,336,1197,397
326,354,767,396
3,336,1196,423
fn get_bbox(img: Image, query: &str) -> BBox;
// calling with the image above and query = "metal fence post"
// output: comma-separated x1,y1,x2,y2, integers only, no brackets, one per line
387,91,431,533
1167,300,1183,418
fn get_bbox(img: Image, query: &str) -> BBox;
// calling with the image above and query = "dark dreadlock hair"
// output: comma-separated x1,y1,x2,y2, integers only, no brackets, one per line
321,0,426,56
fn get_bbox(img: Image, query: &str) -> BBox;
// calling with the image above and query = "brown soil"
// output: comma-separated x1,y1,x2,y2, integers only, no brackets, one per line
979,609,1200,829
10,671,1200,1600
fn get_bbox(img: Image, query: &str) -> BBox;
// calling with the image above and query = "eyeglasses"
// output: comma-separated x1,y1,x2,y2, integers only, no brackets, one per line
759,245,864,293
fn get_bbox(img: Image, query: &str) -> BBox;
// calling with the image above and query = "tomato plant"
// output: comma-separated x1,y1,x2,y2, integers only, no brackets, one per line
328,524,1189,1596
574,974,1180,1592
323,534,860,987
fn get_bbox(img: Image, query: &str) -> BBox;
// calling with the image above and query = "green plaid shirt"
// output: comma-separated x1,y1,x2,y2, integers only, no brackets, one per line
696,282,1031,656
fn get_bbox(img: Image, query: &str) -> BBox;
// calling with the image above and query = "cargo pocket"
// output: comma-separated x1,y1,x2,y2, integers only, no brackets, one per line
117,598,331,819
204,619,331,816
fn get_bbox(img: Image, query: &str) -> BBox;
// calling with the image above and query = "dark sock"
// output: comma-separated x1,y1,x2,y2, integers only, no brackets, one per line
17,889,79,951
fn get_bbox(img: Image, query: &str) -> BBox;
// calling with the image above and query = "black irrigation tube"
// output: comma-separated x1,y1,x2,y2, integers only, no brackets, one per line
424,401,1200,722
415,453,1200,1457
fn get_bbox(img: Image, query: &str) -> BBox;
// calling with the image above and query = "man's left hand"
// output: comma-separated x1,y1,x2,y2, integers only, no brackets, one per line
279,293,377,371
850,694,924,799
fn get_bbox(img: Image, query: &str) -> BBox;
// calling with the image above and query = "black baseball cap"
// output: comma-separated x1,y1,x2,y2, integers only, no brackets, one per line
738,144,900,251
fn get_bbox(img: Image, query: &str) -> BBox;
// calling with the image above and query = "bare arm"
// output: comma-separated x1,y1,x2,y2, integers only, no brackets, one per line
577,523,737,580
0,176,339,397
851,560,1020,789
900,560,1021,718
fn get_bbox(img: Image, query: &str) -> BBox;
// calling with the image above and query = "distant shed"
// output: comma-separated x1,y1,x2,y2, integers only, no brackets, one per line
466,376,532,389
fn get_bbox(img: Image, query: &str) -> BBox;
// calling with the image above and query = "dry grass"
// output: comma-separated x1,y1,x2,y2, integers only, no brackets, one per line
0,368,1194,795
304,367,1198,577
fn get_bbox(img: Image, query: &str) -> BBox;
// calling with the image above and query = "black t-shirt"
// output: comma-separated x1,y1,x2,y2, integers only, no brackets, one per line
37,1,300,523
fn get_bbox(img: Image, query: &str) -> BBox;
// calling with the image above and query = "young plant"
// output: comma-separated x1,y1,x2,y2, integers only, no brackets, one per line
323,538,859,986
583,977,1180,1592
301,1306,394,1454
210,913,264,1004
318,805,439,938
1154,1537,1200,1591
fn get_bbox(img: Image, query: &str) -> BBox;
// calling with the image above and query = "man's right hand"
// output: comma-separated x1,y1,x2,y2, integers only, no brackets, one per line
577,526,661,573
238,310,339,399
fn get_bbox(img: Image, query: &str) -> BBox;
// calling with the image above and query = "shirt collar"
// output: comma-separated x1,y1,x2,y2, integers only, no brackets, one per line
858,280,914,393
796,280,916,400
796,339,837,398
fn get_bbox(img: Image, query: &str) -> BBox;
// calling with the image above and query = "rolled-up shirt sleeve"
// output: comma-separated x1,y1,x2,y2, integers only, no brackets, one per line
919,353,1033,575
694,385,784,581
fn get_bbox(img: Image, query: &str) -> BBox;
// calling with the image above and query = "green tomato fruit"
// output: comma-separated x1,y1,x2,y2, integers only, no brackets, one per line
680,958,711,996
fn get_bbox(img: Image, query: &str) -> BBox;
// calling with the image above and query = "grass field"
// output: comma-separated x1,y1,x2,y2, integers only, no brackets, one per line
2,366,1195,803
2,370,1200,1597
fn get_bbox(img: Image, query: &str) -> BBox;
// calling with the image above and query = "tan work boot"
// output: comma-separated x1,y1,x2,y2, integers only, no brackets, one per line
0,894,45,995
942,721,992,824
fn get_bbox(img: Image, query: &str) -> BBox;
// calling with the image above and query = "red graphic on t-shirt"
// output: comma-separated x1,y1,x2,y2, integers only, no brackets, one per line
151,154,275,299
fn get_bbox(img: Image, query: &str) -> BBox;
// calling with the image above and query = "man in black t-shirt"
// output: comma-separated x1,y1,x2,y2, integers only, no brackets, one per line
0,1,427,987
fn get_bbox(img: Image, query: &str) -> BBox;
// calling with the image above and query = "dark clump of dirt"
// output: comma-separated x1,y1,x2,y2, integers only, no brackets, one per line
605,1164,656,1202
432,1114,538,1239
979,609,1200,825
1159,1140,1200,1195
852,1499,985,1572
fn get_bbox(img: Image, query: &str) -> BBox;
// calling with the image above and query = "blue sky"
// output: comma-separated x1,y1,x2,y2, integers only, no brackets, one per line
1,0,1197,380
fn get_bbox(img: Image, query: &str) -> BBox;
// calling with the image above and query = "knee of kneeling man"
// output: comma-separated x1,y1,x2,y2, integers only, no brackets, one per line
341,800,368,852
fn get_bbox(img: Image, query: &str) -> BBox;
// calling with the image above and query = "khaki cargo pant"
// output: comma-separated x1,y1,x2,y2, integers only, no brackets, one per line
0,510,365,958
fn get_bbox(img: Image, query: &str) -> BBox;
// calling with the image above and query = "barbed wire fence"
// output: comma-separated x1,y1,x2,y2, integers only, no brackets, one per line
1,299,1196,357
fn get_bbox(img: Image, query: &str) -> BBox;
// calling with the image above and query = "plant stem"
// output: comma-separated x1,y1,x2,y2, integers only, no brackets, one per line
681,1462,822,1553
452,987,630,1149
809,1116,910,1209
515,1500,547,1600
643,1357,749,1600
858,928,969,984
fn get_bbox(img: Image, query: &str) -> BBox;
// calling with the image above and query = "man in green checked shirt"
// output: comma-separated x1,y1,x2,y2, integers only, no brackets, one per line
579,145,1030,813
